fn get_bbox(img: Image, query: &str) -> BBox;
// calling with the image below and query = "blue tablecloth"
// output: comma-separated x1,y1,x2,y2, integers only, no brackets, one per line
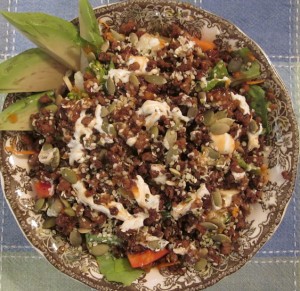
0,1,299,290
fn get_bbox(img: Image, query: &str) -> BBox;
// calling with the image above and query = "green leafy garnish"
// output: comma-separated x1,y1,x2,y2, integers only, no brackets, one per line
235,153,261,174
87,60,107,83
96,254,144,286
210,60,229,79
247,85,270,133
240,61,261,80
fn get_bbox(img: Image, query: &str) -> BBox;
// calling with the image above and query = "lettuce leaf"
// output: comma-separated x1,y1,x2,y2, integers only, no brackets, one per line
96,254,144,286
210,60,229,79
247,85,270,133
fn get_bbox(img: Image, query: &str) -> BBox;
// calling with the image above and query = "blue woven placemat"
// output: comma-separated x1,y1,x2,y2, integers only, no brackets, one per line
0,1,299,290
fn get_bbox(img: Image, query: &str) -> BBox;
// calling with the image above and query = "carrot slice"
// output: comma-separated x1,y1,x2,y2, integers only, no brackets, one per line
127,249,169,268
191,37,216,52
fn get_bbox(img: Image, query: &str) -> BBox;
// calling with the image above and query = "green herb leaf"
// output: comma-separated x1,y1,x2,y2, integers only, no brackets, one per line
247,85,270,133
210,60,229,79
240,61,261,80
201,79,226,92
96,254,144,286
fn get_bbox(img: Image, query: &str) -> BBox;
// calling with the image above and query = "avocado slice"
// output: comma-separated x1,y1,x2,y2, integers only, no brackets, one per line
79,0,104,48
1,11,82,71
0,91,54,131
0,48,67,93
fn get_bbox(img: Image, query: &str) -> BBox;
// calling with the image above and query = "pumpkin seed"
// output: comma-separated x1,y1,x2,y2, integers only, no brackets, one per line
34,198,45,212
207,148,220,160
111,29,125,41
78,228,91,234
89,244,109,256
207,217,226,229
106,77,115,95
212,234,231,243
249,119,258,133
117,187,131,197
212,191,223,208
100,106,110,117
87,51,96,62
150,126,159,139
165,148,178,164
42,143,53,151
214,110,227,120
194,258,208,271
44,104,58,113
198,92,206,104
169,168,181,177
48,198,63,216
200,222,218,230
228,57,243,73
146,240,161,250
129,32,139,46
217,118,235,127
64,207,76,217
43,217,56,229
187,106,198,119
144,74,167,85
164,129,177,150
51,148,60,169
199,248,208,257
108,102,116,113
108,124,117,137
61,168,78,184
60,198,71,208
101,40,110,52
210,123,230,135
129,73,140,87
55,94,63,106
203,110,215,126
69,229,82,247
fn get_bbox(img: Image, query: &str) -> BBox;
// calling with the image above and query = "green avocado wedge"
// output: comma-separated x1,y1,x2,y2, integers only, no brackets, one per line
79,0,104,48
0,48,67,93
1,11,82,71
0,91,53,131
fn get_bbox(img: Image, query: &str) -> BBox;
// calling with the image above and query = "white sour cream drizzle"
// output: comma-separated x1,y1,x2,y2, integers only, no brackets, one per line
231,92,250,115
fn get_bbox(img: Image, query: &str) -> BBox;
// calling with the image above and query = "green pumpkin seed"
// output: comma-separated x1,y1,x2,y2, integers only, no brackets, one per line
214,110,227,120
34,198,45,212
198,92,206,104
89,243,109,256
78,228,91,234
147,240,161,250
64,207,76,217
111,29,126,41
164,129,177,149
144,74,167,85
69,229,82,247
61,168,78,184
207,217,226,229
199,248,208,257
129,73,140,87
108,124,117,137
108,102,116,113
48,198,63,216
169,168,181,177
249,119,258,133
42,143,53,151
212,191,223,208
203,110,215,126
43,217,56,229
117,187,131,197
55,94,63,106
217,118,235,127
87,51,96,62
51,148,60,169
187,106,198,119
194,258,208,271
101,40,110,52
129,32,138,46
106,77,115,95
210,123,230,135
165,148,178,164
60,198,71,208
44,104,58,113
212,234,231,243
150,126,159,139
207,148,220,160
100,106,109,117
228,57,243,73
200,222,218,230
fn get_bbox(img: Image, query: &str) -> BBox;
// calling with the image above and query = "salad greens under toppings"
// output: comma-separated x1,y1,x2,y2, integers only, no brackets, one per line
0,0,276,287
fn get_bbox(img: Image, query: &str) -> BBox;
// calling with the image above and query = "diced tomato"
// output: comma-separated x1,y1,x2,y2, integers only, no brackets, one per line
127,249,169,268
32,180,53,198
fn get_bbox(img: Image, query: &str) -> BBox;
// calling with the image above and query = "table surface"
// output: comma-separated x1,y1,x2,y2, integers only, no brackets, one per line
0,1,299,290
